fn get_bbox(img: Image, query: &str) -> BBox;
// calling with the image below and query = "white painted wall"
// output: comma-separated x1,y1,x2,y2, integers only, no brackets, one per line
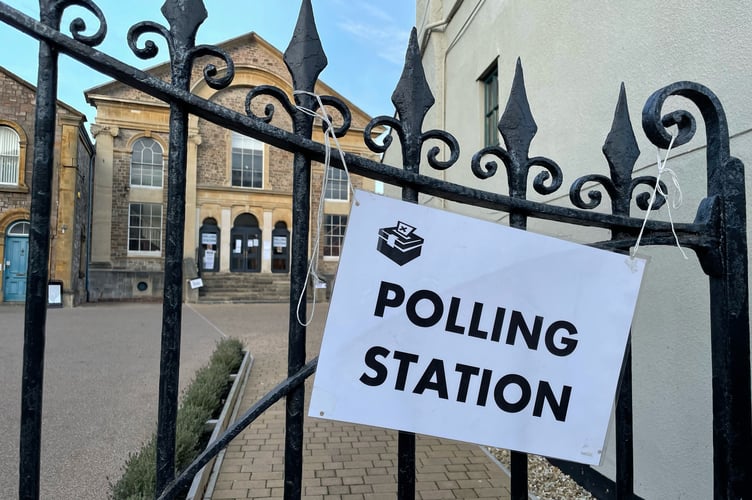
386,1,752,498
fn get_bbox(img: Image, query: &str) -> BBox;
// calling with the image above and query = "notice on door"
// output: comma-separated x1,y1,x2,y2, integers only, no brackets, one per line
309,190,646,465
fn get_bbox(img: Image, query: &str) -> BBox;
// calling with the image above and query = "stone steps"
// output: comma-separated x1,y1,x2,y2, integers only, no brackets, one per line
198,272,291,303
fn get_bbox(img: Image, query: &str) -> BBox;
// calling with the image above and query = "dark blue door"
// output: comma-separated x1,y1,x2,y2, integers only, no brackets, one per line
3,235,28,301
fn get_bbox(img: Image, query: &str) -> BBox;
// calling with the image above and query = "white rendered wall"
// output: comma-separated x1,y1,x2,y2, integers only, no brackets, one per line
394,1,752,498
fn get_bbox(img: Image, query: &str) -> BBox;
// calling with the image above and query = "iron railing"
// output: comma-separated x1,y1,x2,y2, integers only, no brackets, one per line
2,0,750,499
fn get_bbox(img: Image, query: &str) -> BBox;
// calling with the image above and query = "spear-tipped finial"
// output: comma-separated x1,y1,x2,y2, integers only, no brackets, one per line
284,0,328,93
603,83,640,187
498,58,537,160
391,27,435,143
161,0,207,50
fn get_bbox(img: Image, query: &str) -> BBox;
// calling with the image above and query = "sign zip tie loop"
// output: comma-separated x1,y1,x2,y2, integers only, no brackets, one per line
293,90,357,326
630,134,688,260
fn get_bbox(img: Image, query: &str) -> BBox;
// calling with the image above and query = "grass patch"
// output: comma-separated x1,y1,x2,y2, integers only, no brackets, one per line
110,337,245,500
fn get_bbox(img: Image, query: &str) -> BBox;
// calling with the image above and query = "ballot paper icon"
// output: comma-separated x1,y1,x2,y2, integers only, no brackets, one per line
376,221,424,265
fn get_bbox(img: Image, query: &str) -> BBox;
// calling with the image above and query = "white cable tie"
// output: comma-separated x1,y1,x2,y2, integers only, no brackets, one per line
292,90,358,326
630,134,688,260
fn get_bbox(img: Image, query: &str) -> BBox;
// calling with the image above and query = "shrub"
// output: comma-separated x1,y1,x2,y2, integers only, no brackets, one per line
111,338,245,499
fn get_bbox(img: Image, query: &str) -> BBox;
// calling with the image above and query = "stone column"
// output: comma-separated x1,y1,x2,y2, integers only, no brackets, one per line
183,133,201,259
55,123,79,306
182,133,201,302
220,208,231,272
262,210,272,272
89,124,118,266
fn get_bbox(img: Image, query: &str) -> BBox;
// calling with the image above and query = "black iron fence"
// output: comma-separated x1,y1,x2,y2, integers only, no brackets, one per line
2,0,750,499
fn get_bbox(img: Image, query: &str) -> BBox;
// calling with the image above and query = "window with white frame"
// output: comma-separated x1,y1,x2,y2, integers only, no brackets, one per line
130,137,163,187
128,203,162,253
231,132,263,188
0,125,20,185
323,214,347,258
324,167,348,200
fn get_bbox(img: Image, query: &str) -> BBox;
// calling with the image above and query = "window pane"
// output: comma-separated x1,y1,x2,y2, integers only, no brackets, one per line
325,167,348,200
483,67,499,147
231,132,263,188
323,214,347,257
128,203,162,253
8,221,29,235
0,126,20,185
131,138,163,187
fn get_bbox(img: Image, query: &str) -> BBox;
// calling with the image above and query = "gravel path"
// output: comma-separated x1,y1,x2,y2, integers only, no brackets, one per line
490,449,595,500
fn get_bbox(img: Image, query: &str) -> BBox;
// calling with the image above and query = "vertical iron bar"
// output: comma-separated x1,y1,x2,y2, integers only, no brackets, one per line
604,85,639,499
398,185,417,500
285,132,312,499
389,26,429,498
155,101,189,497
499,60,535,499
154,4,204,485
397,431,416,499
509,206,528,500
615,339,634,498
18,7,59,498
641,83,752,498
510,451,528,500
708,173,751,499
282,3,326,496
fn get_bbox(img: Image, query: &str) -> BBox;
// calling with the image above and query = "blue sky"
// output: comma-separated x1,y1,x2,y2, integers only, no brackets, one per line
0,0,416,120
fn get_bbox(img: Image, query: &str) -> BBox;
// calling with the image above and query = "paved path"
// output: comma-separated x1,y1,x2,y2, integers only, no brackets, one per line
0,302,226,500
194,302,512,499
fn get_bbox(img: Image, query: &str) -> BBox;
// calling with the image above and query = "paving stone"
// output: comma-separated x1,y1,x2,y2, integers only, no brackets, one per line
196,303,512,499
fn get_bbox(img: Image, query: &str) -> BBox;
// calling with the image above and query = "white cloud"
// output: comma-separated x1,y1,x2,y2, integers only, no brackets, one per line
337,20,410,65
325,0,414,66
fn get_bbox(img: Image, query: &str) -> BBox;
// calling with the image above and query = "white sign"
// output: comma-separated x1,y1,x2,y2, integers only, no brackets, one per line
203,249,215,270
201,233,217,245
263,241,271,261
189,278,204,289
273,236,287,247
309,190,646,465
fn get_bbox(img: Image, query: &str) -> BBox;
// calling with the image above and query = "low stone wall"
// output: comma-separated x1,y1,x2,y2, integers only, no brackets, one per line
88,268,165,301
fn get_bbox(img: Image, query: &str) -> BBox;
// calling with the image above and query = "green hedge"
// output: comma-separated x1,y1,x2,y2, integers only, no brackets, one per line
111,338,245,500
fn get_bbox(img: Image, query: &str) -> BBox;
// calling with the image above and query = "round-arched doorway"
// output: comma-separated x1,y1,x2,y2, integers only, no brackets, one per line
230,213,261,272
3,220,30,302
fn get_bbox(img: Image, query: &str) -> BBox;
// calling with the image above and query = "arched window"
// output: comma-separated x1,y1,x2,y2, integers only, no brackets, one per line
0,125,20,185
130,137,163,187
7,220,29,236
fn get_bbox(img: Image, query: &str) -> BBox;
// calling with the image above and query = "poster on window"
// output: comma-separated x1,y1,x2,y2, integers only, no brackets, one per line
203,249,215,270
201,233,217,245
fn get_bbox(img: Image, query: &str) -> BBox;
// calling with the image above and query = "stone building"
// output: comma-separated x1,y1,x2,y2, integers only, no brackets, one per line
0,66,94,306
85,32,378,302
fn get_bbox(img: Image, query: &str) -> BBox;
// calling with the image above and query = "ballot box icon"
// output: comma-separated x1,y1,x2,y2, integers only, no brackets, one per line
377,221,424,265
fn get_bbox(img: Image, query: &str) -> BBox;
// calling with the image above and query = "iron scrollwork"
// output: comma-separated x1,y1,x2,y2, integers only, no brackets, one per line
365,28,460,171
245,86,352,137
127,0,234,90
570,84,666,217
471,60,563,201
43,0,106,46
